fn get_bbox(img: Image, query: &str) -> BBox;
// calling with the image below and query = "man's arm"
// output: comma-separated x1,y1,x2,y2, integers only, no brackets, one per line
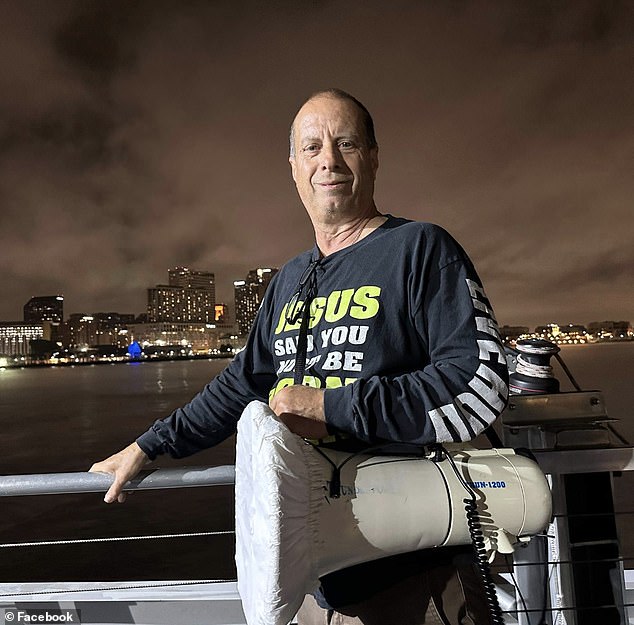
323,257,509,446
92,357,325,505
89,346,271,504
89,295,278,503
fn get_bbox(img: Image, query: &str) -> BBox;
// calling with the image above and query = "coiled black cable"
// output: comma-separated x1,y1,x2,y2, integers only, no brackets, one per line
435,446,506,625
463,494,506,625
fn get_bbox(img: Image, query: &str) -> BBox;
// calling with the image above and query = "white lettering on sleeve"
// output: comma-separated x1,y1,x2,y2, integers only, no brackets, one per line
477,339,506,365
455,392,496,427
428,403,473,441
425,279,508,443
473,363,509,401
475,316,502,340
427,406,455,442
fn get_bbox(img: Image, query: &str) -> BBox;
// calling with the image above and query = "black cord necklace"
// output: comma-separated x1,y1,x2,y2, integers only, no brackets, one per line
286,258,320,385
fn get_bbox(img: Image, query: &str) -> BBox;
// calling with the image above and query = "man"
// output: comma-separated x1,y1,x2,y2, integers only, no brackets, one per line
91,89,509,624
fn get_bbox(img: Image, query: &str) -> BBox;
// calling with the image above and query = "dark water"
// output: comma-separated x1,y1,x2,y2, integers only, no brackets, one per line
0,345,632,582
0,359,237,582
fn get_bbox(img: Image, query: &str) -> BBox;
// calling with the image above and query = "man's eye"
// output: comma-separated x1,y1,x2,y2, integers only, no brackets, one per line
303,144,319,152
339,141,353,149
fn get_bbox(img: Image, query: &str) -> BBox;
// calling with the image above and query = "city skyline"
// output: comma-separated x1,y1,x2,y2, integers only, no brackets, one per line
4,274,631,333
1,282,630,363
1,2,632,327
0,263,279,320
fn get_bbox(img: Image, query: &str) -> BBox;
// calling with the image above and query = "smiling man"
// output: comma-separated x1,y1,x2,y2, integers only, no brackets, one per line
91,89,509,624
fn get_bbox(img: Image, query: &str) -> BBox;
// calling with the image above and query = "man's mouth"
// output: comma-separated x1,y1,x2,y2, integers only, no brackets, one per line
316,180,349,188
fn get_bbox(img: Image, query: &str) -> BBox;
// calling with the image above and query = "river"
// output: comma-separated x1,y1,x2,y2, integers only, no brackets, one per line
0,343,632,582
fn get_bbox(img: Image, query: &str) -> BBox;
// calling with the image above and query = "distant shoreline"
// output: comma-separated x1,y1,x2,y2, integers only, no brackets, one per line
0,353,234,370
1,340,632,371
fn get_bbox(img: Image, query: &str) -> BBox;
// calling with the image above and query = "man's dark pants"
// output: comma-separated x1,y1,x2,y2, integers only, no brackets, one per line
297,547,494,625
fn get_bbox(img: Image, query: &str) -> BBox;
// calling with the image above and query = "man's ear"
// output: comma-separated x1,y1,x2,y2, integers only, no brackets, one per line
370,146,379,176
289,156,297,183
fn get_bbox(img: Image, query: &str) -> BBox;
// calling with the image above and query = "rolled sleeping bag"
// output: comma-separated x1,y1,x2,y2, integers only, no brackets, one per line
235,400,551,625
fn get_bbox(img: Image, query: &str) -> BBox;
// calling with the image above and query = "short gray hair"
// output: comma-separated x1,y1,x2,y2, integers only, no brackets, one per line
289,89,378,157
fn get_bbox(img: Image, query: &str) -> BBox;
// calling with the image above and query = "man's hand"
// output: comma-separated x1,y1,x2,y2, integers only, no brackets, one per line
269,386,329,439
89,442,149,504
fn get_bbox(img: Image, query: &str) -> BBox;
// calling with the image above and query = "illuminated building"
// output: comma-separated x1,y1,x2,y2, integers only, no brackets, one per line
233,280,257,336
0,322,44,356
59,312,135,349
535,324,561,337
528,322,593,345
168,267,216,295
65,314,99,348
147,267,216,323
93,312,136,328
23,295,64,323
21,296,63,344
128,322,237,354
588,320,632,340
92,312,136,347
215,304,228,323
234,267,278,335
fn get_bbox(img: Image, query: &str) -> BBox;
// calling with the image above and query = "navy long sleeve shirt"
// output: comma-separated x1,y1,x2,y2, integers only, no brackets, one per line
137,215,508,459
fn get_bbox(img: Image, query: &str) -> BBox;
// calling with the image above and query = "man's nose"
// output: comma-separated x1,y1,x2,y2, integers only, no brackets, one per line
320,143,343,170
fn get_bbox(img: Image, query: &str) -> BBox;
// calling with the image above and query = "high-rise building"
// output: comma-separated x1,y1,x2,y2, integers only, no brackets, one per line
234,267,278,335
65,314,99,348
233,281,258,336
148,267,216,323
246,268,277,297
168,267,215,295
23,296,64,323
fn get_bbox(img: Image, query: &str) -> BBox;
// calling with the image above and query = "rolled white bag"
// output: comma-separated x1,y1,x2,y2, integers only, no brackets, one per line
235,401,551,625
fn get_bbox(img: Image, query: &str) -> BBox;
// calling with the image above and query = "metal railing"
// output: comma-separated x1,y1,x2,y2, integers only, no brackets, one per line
0,465,241,614
0,465,235,497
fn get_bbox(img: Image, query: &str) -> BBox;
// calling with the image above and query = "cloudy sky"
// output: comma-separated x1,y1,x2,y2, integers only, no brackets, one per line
0,0,632,328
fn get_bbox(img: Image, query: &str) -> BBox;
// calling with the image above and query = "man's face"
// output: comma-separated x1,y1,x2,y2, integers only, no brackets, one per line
289,96,379,223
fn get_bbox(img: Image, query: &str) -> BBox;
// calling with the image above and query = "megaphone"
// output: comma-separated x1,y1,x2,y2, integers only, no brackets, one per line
235,401,551,625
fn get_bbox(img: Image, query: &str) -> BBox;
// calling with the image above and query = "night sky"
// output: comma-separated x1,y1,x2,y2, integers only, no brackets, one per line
1,0,632,328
